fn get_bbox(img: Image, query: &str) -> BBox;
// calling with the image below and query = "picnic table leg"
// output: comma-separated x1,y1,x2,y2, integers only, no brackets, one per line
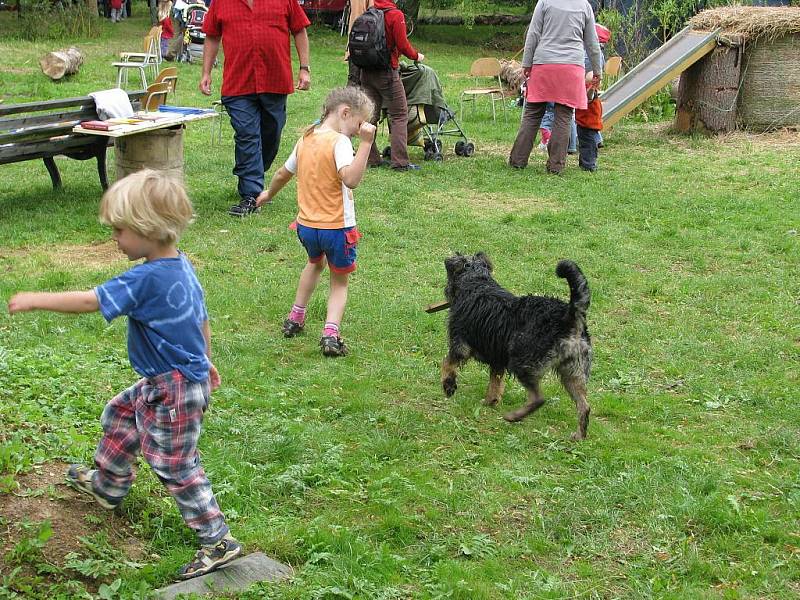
43,157,63,189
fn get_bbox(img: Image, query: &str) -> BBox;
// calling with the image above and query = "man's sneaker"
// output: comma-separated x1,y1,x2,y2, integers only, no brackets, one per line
178,536,242,580
228,196,259,217
282,318,304,338
66,465,119,510
320,335,348,357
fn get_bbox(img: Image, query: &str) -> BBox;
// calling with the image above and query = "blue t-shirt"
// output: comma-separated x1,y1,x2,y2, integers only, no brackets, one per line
94,253,210,382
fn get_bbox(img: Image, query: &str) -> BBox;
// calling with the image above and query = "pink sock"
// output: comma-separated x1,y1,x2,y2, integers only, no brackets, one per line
323,322,339,338
288,304,306,324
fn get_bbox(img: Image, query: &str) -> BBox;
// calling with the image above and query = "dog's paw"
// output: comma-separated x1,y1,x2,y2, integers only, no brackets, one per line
503,410,523,422
570,431,587,441
483,397,500,406
442,377,457,397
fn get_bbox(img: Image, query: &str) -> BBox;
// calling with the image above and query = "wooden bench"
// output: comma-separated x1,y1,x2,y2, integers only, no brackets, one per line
0,91,144,191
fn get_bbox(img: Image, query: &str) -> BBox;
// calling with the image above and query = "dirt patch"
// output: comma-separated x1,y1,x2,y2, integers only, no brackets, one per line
0,241,127,271
459,190,561,212
656,123,800,151
0,462,148,579
0,66,35,75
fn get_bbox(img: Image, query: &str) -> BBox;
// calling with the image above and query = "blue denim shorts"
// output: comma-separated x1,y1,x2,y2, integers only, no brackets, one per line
296,223,361,274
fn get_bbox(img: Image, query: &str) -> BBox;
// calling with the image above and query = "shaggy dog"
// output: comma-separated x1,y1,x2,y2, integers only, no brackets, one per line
441,253,593,440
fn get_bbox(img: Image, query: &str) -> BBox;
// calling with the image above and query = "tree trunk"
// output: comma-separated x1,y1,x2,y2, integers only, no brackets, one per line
39,47,84,81
674,40,741,134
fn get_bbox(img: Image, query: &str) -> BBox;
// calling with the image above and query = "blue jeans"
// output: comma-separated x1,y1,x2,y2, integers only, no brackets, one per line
222,93,287,200
542,102,579,152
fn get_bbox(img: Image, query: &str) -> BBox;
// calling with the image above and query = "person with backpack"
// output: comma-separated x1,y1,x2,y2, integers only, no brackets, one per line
349,0,425,171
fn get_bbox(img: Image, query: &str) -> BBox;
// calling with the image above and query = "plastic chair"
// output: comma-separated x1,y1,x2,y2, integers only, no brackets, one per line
114,28,162,88
154,67,178,101
459,58,506,122
142,82,171,111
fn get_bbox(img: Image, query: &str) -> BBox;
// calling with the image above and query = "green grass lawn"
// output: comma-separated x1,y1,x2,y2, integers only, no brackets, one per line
2,14,800,600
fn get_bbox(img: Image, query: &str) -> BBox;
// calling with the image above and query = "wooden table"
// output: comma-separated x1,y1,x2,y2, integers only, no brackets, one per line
73,110,218,181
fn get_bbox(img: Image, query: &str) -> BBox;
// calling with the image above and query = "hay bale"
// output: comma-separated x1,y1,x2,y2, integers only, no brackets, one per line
738,34,800,130
690,6,800,43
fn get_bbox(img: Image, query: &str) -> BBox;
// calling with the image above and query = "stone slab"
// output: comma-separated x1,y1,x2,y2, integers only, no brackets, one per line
155,552,292,600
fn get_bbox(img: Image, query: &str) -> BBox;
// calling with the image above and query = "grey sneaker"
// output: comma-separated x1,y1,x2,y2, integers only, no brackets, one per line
66,464,119,510
320,335,348,357
178,536,242,580
282,318,304,338
229,196,259,217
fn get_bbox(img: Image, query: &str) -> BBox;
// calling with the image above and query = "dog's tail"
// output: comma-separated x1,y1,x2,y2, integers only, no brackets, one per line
556,260,590,324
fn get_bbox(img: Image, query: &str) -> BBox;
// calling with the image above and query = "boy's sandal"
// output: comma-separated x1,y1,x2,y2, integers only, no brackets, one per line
178,537,242,580
66,464,119,510
320,335,348,357
282,318,304,338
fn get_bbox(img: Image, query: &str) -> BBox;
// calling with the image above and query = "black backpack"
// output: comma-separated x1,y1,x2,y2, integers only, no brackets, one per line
348,7,392,70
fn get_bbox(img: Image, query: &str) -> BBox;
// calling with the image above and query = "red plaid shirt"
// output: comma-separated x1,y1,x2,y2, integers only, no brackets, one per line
203,0,310,97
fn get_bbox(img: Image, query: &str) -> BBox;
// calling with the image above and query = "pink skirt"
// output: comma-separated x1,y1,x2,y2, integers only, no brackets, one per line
526,64,587,110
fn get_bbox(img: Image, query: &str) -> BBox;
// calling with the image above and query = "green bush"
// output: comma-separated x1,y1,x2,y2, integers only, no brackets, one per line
17,0,100,41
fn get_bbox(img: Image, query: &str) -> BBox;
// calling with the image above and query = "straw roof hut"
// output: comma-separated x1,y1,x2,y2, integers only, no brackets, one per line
677,6,800,132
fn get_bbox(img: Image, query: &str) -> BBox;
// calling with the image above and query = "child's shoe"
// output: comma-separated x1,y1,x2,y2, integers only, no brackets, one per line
66,465,120,510
228,196,259,217
282,318,304,337
178,535,242,580
320,335,348,357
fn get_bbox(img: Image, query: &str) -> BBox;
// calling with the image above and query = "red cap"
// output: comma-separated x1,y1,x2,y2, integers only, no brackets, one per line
595,24,611,44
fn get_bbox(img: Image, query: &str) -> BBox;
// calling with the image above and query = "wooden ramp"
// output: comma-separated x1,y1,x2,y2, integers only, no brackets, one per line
601,26,720,128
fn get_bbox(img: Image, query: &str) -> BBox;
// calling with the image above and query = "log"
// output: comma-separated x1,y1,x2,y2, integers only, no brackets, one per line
674,39,741,134
418,14,531,26
39,47,84,81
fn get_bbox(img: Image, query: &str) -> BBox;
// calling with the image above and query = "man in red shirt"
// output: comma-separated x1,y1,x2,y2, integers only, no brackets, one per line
359,0,425,171
200,0,311,216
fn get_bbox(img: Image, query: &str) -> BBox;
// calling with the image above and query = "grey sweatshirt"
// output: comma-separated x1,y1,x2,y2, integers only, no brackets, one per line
522,0,603,75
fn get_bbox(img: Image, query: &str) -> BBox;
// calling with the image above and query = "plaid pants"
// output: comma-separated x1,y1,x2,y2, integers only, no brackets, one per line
93,370,229,546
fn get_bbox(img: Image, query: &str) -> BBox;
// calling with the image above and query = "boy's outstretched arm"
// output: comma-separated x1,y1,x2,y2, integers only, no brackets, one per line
9,291,99,314
256,166,294,207
202,320,221,391
340,122,376,190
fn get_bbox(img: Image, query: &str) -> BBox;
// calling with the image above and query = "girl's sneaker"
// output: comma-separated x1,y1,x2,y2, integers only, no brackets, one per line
178,535,242,580
320,335,348,357
282,318,304,337
66,465,119,510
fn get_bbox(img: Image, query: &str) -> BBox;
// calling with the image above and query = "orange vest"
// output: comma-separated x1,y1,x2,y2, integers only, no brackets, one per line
295,130,355,229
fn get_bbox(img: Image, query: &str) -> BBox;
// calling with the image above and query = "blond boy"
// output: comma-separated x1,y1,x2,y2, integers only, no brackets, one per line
8,170,240,580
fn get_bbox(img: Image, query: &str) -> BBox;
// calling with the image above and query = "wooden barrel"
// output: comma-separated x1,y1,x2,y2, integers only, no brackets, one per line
114,127,184,181
738,34,800,130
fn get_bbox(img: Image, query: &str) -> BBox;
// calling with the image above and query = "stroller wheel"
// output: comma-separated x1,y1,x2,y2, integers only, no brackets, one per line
455,141,465,156
382,146,391,159
463,142,475,157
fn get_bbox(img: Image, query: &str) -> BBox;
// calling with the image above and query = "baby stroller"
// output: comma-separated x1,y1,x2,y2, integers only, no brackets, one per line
177,3,208,63
380,63,473,162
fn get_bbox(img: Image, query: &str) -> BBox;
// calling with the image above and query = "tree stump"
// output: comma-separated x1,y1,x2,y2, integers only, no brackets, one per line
674,38,741,134
39,47,84,81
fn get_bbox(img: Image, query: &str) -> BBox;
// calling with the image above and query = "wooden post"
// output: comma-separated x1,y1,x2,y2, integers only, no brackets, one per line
39,47,84,81
674,37,742,134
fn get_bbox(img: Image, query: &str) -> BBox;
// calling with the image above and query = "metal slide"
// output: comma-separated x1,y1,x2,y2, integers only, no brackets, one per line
601,26,720,128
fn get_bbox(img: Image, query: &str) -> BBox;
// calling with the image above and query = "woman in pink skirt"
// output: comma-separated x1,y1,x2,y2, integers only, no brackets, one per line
509,0,603,175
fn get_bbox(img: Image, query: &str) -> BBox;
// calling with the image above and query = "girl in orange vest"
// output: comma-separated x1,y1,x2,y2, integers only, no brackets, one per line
255,87,376,357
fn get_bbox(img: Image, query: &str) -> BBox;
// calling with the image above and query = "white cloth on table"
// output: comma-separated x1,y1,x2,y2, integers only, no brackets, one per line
89,89,134,120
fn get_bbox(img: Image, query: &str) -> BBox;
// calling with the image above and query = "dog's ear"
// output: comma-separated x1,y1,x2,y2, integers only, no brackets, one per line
445,255,467,277
474,252,494,273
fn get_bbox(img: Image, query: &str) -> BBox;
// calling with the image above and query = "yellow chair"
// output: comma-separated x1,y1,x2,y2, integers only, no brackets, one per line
154,67,178,101
114,27,162,89
142,82,171,112
603,56,623,88
459,58,506,122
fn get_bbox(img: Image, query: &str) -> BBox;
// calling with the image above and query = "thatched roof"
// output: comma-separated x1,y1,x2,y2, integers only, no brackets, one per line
690,7,800,43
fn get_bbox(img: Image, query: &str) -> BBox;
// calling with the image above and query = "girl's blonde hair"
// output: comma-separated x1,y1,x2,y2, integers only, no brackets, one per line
99,170,194,245
304,86,375,136
157,1,172,22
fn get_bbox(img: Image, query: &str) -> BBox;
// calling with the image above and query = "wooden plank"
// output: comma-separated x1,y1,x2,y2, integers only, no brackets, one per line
0,121,84,144
0,136,100,163
425,300,450,313
0,107,96,132
0,91,146,117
